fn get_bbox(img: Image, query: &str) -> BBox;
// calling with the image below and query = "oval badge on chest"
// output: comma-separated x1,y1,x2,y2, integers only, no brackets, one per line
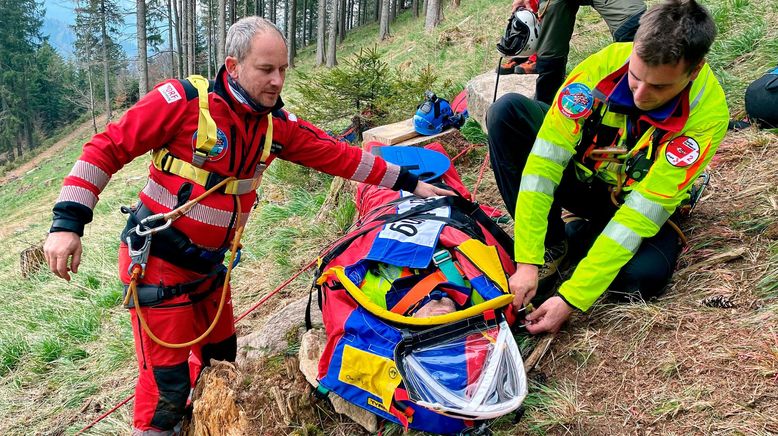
557,82,594,119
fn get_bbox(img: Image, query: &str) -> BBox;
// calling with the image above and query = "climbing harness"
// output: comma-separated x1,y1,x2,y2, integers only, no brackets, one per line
122,175,240,349
121,74,274,349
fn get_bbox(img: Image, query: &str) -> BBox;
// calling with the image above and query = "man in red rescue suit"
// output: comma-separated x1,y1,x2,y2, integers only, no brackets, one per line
487,0,729,334
43,17,452,435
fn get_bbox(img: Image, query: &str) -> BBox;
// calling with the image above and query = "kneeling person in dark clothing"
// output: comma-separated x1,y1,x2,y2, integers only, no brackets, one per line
487,0,728,334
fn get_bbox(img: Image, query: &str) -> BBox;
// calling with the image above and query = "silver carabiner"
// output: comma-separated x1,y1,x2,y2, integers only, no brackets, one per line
126,230,152,278
135,213,172,236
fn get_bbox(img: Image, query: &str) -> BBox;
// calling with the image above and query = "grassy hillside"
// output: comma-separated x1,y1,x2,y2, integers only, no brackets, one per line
0,0,776,434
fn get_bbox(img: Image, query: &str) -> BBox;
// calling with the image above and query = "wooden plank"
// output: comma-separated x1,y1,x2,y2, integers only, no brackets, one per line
399,128,459,146
362,118,417,145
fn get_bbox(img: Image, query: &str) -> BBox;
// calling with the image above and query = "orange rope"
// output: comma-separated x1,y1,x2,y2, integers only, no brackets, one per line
471,151,490,201
124,200,243,349
451,143,479,163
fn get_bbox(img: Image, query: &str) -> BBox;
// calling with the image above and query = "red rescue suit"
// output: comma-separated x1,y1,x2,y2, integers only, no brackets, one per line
50,66,419,434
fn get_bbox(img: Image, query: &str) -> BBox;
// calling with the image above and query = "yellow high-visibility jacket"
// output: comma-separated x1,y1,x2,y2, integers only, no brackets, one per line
514,42,729,311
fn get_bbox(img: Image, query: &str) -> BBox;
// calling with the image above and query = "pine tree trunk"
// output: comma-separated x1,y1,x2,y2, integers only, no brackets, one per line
326,0,337,67
288,0,297,66
374,0,379,21
181,0,189,75
207,0,213,77
315,0,325,65
168,0,177,76
189,0,196,74
346,0,352,30
338,0,346,43
218,0,226,63
173,0,184,76
137,0,149,95
411,0,418,17
424,0,439,31
378,0,390,40
302,0,308,46
88,67,97,133
99,0,112,122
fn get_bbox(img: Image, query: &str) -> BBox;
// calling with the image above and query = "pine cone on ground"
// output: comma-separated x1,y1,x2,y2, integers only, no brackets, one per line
700,295,736,309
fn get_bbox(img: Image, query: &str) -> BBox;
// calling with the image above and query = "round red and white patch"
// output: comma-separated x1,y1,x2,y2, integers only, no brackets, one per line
665,136,700,167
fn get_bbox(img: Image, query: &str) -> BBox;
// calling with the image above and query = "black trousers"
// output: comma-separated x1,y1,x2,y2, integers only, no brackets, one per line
487,93,681,302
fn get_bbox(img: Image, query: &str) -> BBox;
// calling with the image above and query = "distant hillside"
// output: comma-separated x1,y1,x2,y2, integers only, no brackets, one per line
42,0,138,58
43,16,76,57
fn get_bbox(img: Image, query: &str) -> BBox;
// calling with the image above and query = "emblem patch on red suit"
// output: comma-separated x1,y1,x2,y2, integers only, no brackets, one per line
191,128,230,161
665,136,700,167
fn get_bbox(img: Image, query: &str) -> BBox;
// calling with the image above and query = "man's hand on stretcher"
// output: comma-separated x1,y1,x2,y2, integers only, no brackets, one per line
412,181,456,198
509,263,573,334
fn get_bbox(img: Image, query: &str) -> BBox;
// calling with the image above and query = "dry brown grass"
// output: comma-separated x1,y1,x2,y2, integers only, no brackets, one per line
525,129,778,435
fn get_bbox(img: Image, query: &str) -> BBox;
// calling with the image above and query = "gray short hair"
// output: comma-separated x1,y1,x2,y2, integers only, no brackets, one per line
226,16,287,62
634,0,716,73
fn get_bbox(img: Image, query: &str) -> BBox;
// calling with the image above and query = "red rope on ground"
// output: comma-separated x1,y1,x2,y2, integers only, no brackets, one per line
75,393,134,435
451,143,479,163
235,258,318,322
77,258,318,433
471,151,490,201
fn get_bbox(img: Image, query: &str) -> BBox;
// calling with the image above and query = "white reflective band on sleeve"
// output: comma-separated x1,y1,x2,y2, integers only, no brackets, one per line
625,191,671,226
70,160,110,191
530,138,574,166
57,186,98,209
519,174,556,196
351,150,376,183
690,69,708,111
378,161,401,188
602,221,642,254
142,179,250,228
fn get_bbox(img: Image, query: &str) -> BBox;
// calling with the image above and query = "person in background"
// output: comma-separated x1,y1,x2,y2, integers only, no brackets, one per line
508,0,646,104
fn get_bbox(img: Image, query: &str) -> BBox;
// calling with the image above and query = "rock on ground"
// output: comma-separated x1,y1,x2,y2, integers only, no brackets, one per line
237,294,323,363
466,72,536,132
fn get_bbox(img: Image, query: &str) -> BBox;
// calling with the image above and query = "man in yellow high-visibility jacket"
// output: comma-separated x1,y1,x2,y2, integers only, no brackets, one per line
487,0,728,334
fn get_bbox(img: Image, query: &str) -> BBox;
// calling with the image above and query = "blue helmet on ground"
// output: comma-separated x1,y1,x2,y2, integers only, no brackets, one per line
413,91,467,136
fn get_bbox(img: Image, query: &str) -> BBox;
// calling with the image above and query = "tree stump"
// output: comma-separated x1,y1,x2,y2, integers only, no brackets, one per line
20,244,45,279
314,177,354,223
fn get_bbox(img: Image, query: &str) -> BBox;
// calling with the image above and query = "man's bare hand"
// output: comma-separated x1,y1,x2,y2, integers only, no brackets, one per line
412,181,456,198
509,263,539,309
524,296,574,334
44,231,83,281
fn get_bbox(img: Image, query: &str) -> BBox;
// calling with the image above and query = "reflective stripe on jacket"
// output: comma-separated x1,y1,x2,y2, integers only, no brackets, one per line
514,42,729,311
